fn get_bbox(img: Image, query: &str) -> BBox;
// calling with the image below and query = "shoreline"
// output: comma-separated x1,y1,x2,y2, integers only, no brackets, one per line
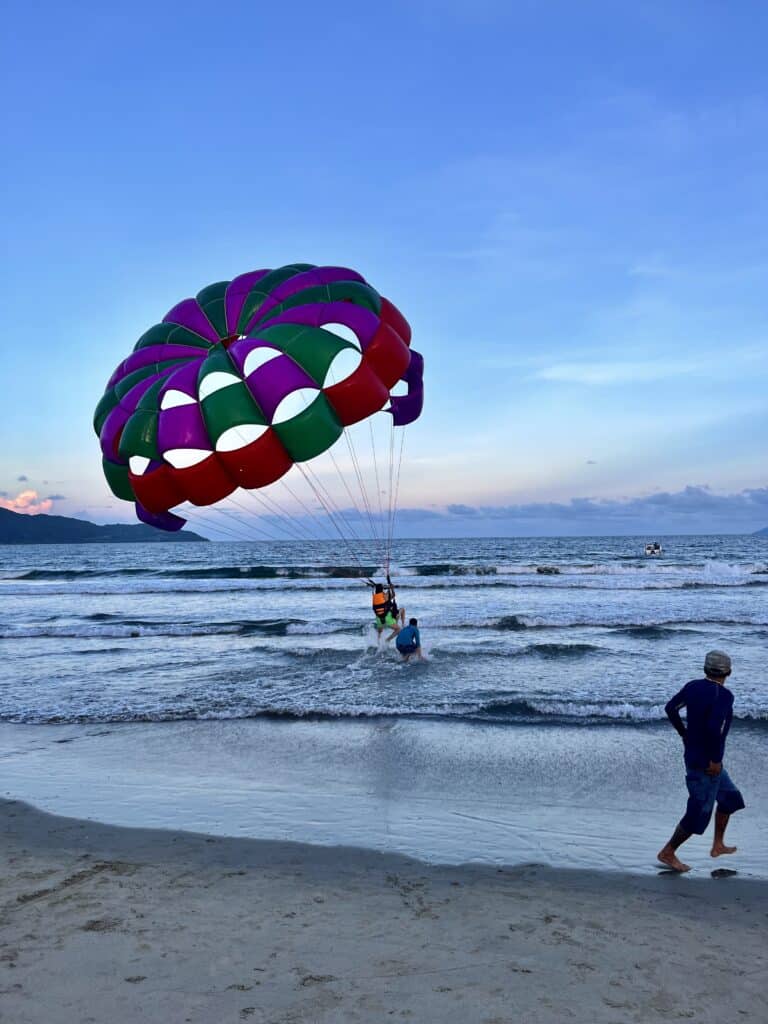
2,796,767,1023
2,717,767,878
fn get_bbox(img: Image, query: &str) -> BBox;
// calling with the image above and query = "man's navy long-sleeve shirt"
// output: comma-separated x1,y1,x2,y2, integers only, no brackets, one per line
665,678,734,769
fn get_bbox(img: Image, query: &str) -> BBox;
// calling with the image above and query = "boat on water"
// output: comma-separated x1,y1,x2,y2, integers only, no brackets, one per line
644,542,663,556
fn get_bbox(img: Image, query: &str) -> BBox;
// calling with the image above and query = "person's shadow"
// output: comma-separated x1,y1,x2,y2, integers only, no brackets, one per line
654,867,739,878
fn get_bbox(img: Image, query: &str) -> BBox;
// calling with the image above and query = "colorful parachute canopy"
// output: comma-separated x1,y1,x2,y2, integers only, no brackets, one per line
94,264,423,531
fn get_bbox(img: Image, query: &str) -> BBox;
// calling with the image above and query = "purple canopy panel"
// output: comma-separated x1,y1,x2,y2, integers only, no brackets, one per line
157,403,211,453
389,350,424,427
269,266,366,302
99,375,164,459
136,503,186,531
99,404,132,461
159,359,206,403
242,267,367,333
107,358,131,389
244,355,317,423
226,338,281,378
254,301,379,350
108,345,205,388
121,373,167,410
224,270,270,335
163,298,220,344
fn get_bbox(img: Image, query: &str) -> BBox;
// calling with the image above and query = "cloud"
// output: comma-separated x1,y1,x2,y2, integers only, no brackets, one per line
184,485,768,540
628,259,671,279
525,341,767,390
0,489,53,515
586,459,597,465
391,507,444,523
425,485,768,532
533,360,700,385
17,474,28,482
46,493,66,501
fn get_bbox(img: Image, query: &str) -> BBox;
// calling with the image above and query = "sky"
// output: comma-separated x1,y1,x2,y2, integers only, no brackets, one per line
2,0,767,537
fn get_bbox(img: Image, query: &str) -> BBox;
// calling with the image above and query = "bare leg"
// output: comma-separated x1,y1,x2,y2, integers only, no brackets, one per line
399,607,406,626
711,811,737,857
657,823,692,872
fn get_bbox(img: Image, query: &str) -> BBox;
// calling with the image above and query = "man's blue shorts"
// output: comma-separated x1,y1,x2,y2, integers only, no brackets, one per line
680,767,745,835
396,641,418,656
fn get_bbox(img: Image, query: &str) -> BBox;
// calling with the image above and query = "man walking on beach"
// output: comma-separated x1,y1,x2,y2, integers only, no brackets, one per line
657,650,745,873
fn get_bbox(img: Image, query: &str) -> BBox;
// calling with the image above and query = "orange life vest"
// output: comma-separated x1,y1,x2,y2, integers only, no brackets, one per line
372,591,391,618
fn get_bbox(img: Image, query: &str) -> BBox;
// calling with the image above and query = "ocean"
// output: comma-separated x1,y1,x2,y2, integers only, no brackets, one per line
2,534,767,726
3,534,767,873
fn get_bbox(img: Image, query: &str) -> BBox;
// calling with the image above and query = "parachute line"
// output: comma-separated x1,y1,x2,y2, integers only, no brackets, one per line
278,477,336,542
177,509,246,542
388,428,406,572
245,487,325,544
179,503,263,543
213,501,284,542
229,491,307,543
385,420,396,573
294,463,368,572
342,425,384,561
302,462,367,550
368,418,386,556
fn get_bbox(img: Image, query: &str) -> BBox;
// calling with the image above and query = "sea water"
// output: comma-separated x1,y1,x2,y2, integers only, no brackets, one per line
2,535,766,725
2,535,767,873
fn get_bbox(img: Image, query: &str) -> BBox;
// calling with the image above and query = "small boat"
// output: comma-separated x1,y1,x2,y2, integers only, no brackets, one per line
644,542,663,556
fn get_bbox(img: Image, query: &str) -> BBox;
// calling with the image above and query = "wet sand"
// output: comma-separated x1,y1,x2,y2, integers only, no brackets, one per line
2,797,767,1024
2,718,767,876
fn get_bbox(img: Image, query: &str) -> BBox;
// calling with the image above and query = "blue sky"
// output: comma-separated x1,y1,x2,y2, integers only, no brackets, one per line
2,0,767,536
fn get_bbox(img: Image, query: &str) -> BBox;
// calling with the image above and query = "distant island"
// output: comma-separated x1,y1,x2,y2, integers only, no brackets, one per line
755,527,768,536
0,507,207,544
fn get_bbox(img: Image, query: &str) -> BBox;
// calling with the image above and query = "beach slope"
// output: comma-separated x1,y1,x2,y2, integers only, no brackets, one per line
2,798,766,1024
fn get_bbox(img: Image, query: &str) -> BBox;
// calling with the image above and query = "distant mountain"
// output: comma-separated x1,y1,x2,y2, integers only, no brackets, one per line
755,527,768,536
0,507,207,544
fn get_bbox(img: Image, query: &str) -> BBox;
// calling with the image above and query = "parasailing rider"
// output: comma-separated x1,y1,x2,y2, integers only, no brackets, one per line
366,575,404,642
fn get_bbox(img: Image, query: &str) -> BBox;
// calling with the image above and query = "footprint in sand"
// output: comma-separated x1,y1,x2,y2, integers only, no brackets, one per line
81,918,123,933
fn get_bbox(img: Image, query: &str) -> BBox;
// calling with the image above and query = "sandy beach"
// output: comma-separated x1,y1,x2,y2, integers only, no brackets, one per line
2,796,767,1024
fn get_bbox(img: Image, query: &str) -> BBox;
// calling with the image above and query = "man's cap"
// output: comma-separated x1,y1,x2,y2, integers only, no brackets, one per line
704,650,732,676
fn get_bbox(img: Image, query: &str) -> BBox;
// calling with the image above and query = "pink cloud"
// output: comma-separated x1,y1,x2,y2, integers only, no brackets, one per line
0,489,53,515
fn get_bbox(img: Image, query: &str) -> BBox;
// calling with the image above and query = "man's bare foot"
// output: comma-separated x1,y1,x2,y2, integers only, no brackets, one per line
711,842,737,858
657,847,691,872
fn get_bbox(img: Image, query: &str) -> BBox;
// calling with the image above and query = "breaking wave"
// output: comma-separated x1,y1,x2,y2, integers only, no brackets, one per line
0,618,358,640
3,698,767,728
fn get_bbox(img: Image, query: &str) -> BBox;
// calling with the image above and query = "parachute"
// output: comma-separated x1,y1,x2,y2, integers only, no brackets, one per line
94,263,424,569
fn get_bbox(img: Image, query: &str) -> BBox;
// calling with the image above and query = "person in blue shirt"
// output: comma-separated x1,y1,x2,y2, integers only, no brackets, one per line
657,650,745,873
395,617,424,662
